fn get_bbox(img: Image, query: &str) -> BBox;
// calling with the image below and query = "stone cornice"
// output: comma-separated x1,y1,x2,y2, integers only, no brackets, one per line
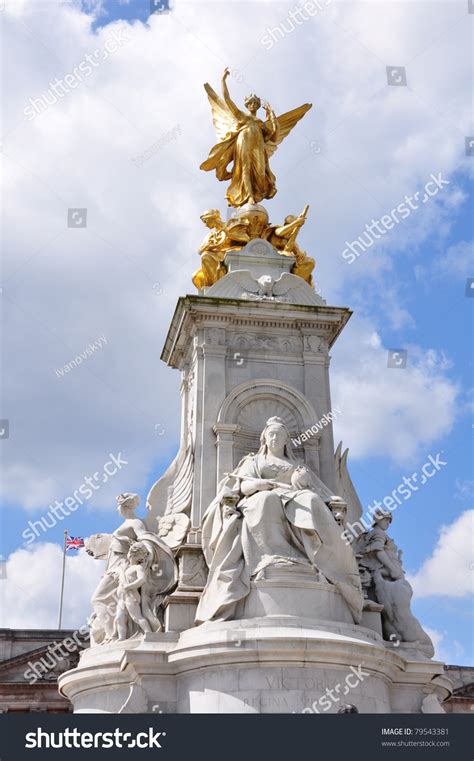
161,296,351,369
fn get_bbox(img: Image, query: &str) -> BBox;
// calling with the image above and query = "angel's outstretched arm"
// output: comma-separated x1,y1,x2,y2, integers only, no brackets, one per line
262,101,279,141
221,67,243,120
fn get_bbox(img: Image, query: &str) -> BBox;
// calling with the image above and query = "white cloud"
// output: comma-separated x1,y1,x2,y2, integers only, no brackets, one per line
433,240,474,278
1,0,471,511
454,479,474,501
332,318,459,463
408,510,474,598
0,544,103,629
424,627,465,665
415,240,474,284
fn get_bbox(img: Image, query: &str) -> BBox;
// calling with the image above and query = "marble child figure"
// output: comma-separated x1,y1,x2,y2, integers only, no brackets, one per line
196,416,363,624
113,542,157,640
86,493,177,645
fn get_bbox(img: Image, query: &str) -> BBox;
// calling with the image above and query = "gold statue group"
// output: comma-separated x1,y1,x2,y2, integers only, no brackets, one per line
193,68,315,290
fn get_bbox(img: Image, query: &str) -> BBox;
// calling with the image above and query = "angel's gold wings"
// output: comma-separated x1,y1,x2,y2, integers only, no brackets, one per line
202,83,244,141
265,102,312,157
202,82,312,150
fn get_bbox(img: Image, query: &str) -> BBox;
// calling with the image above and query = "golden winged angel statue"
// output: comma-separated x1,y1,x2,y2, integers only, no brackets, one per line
200,68,312,207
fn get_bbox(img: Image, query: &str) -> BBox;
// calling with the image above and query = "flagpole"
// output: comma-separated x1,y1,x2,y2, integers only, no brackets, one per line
57,529,68,630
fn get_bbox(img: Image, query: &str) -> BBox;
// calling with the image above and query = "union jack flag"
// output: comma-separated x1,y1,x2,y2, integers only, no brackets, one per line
66,535,85,551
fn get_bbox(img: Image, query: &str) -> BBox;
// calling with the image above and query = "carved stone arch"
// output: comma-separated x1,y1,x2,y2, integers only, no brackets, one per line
213,379,321,480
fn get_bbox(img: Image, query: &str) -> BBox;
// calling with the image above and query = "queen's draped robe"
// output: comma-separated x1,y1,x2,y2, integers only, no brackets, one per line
196,453,363,624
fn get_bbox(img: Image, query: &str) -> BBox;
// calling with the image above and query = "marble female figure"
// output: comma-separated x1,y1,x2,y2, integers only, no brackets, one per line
196,417,363,624
86,493,177,645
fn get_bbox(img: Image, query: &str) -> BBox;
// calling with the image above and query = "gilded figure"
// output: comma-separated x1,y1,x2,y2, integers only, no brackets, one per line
200,68,312,207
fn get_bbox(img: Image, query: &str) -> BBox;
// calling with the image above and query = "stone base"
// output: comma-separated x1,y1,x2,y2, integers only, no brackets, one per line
361,602,384,638
164,590,200,633
235,568,354,625
59,617,452,714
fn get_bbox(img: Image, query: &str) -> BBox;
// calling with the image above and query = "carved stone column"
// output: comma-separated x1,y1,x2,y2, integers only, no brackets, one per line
213,423,240,482
163,530,206,633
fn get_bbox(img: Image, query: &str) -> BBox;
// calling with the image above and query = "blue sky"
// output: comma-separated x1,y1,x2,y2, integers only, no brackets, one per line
1,0,473,667
82,0,170,30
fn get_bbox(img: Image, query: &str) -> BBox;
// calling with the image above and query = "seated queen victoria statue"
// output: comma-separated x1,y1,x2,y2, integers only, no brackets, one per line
196,417,363,625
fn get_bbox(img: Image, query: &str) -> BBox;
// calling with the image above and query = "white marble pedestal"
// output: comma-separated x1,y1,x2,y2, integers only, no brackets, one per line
59,616,451,714
63,220,452,715
234,566,354,624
